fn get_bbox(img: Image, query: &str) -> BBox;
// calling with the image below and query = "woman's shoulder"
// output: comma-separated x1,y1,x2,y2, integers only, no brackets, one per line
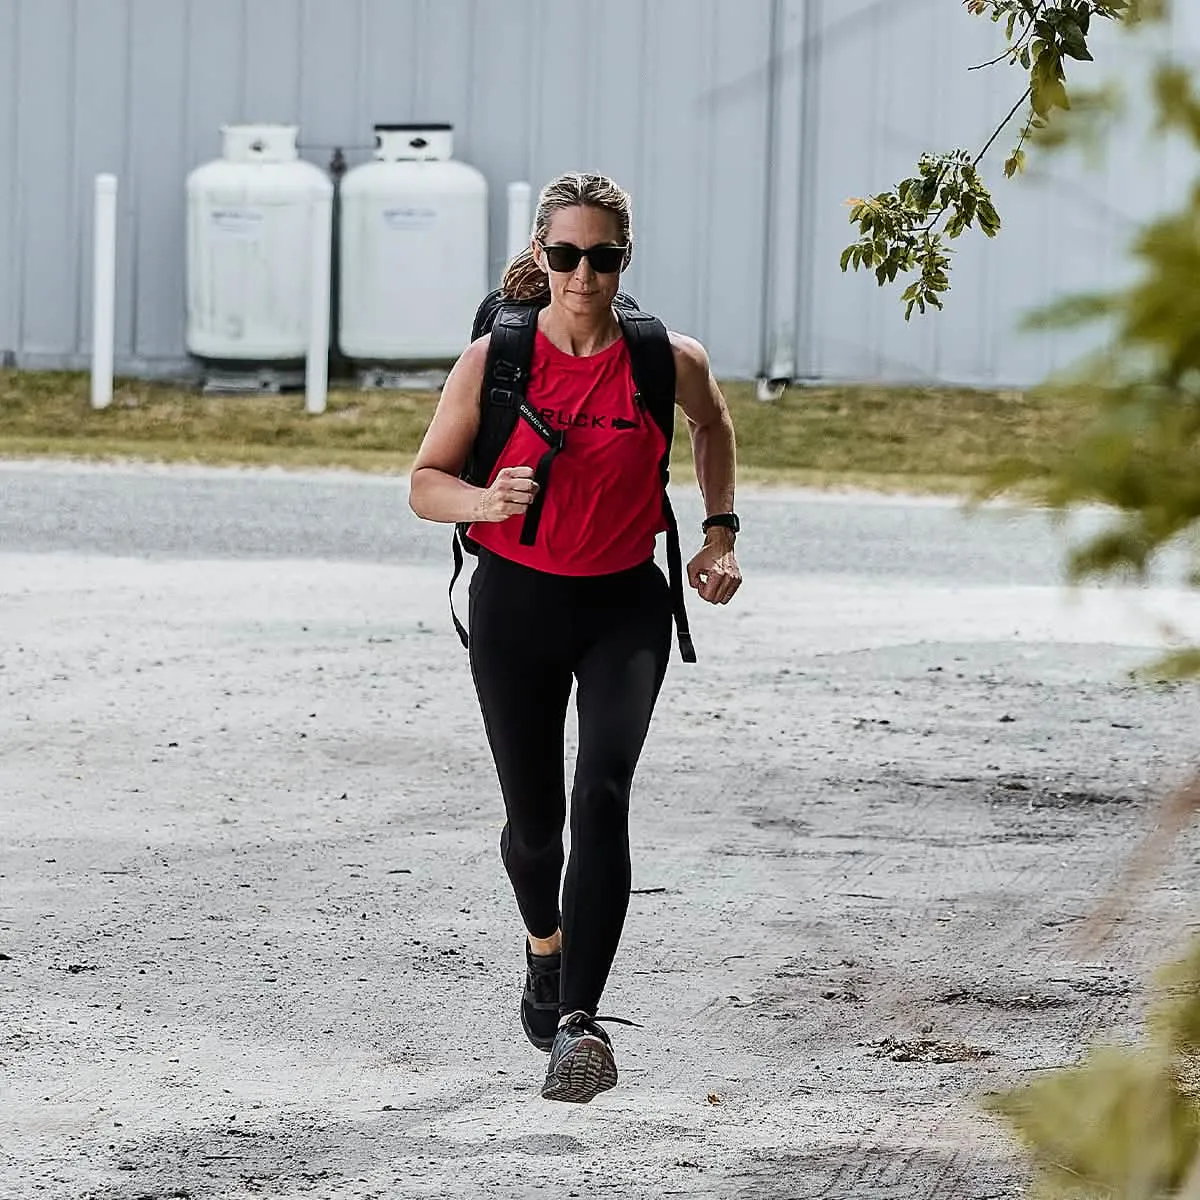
666,329,712,380
457,331,493,375
440,332,491,399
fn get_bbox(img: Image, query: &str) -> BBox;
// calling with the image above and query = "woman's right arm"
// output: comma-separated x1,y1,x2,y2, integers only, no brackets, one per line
408,335,539,526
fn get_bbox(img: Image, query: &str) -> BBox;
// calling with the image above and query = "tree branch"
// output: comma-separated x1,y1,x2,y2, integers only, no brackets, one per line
974,86,1034,167
843,0,1126,318
968,20,1039,72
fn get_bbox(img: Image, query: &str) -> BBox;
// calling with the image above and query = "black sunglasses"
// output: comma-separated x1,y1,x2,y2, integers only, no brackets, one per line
538,241,627,274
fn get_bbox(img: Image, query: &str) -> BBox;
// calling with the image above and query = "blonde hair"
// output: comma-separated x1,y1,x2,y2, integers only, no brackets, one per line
499,172,634,301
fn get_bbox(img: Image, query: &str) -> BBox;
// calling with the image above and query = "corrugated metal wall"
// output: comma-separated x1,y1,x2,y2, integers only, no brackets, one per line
0,0,1195,386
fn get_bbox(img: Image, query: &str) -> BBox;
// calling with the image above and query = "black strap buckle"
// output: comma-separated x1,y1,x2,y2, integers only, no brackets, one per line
492,360,523,386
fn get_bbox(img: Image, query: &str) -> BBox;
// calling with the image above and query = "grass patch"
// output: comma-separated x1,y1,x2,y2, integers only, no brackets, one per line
0,369,1095,493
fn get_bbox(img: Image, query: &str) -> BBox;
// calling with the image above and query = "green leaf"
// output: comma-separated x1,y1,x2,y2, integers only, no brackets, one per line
984,1045,1200,1196
1004,148,1027,177
1065,29,1094,61
1032,49,1072,117
978,200,1002,236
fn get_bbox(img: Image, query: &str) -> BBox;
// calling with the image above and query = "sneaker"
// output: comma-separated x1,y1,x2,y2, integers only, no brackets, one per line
540,1011,637,1104
520,944,561,1052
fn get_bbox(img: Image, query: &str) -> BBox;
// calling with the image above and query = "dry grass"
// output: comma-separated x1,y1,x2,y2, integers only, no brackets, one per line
0,369,1097,492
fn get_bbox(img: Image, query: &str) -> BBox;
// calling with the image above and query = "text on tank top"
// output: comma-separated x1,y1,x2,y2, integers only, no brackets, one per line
467,328,669,576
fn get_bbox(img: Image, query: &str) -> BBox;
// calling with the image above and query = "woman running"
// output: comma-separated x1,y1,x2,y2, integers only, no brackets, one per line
409,171,741,1104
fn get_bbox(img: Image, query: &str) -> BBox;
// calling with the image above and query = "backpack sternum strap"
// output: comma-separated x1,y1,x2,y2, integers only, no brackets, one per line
516,402,565,547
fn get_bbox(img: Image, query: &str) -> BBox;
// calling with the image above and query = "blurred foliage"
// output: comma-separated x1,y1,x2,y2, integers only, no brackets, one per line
985,943,1200,1198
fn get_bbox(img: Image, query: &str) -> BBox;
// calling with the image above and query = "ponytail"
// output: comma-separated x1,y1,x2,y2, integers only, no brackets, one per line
500,247,550,302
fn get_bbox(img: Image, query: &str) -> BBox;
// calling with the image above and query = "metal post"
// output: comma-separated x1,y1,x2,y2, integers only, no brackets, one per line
507,181,533,261
306,184,333,415
758,0,809,399
91,174,118,411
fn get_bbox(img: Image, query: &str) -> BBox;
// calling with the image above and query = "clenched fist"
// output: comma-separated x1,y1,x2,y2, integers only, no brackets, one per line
474,465,539,523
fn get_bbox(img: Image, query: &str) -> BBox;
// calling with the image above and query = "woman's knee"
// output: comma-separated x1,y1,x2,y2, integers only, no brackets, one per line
571,775,632,831
500,823,564,873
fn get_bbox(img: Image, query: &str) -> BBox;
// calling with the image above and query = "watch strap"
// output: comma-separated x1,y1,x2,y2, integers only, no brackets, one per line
702,512,740,534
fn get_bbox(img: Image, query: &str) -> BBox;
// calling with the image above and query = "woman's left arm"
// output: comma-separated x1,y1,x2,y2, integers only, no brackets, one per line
671,332,743,606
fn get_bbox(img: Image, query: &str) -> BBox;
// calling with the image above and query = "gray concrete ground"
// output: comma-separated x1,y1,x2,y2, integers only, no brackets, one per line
2,461,1199,1200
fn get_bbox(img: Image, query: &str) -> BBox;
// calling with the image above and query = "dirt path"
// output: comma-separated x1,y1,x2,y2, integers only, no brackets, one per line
2,538,1199,1199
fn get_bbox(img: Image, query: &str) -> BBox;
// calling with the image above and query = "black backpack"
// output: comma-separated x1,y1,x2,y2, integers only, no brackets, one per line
448,288,696,663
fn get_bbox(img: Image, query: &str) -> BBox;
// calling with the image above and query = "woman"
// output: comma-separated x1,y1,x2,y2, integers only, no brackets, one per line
408,172,741,1104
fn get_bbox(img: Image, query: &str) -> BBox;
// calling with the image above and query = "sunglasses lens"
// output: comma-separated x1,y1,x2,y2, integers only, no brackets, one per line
544,245,583,272
587,247,625,274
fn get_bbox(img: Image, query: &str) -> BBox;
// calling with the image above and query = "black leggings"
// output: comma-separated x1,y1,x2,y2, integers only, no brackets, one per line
468,548,672,1017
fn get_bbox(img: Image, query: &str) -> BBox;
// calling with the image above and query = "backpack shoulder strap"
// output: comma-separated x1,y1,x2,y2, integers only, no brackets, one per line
615,309,676,469
449,301,540,648
461,302,540,489
615,309,696,665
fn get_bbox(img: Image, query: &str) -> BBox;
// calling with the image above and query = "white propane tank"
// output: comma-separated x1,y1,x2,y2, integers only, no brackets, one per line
338,124,488,363
186,124,333,363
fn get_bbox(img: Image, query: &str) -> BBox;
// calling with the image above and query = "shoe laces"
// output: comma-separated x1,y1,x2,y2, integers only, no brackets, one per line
560,1010,643,1034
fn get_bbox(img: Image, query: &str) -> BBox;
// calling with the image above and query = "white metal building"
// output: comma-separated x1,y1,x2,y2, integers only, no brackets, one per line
0,0,1196,387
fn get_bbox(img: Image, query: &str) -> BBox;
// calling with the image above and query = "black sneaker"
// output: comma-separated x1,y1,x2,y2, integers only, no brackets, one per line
541,1011,638,1104
520,944,561,1052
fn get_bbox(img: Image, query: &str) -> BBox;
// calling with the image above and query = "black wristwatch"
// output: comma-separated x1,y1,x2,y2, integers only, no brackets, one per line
701,512,740,534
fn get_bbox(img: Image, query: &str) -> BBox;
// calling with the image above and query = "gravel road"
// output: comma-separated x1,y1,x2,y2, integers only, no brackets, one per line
2,461,1198,1200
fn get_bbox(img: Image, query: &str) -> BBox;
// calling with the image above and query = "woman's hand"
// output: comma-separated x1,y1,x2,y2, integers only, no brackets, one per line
687,532,742,605
474,465,540,523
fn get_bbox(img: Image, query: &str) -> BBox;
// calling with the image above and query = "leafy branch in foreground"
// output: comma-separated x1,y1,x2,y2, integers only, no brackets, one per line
841,1,1158,319
985,938,1200,1200
981,44,1200,1195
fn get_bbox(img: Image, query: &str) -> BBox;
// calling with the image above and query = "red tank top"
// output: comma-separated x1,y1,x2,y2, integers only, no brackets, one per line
468,329,668,576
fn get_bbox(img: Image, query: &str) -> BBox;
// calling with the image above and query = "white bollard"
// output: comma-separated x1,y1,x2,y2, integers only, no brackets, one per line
306,184,333,415
90,174,118,411
506,181,533,261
